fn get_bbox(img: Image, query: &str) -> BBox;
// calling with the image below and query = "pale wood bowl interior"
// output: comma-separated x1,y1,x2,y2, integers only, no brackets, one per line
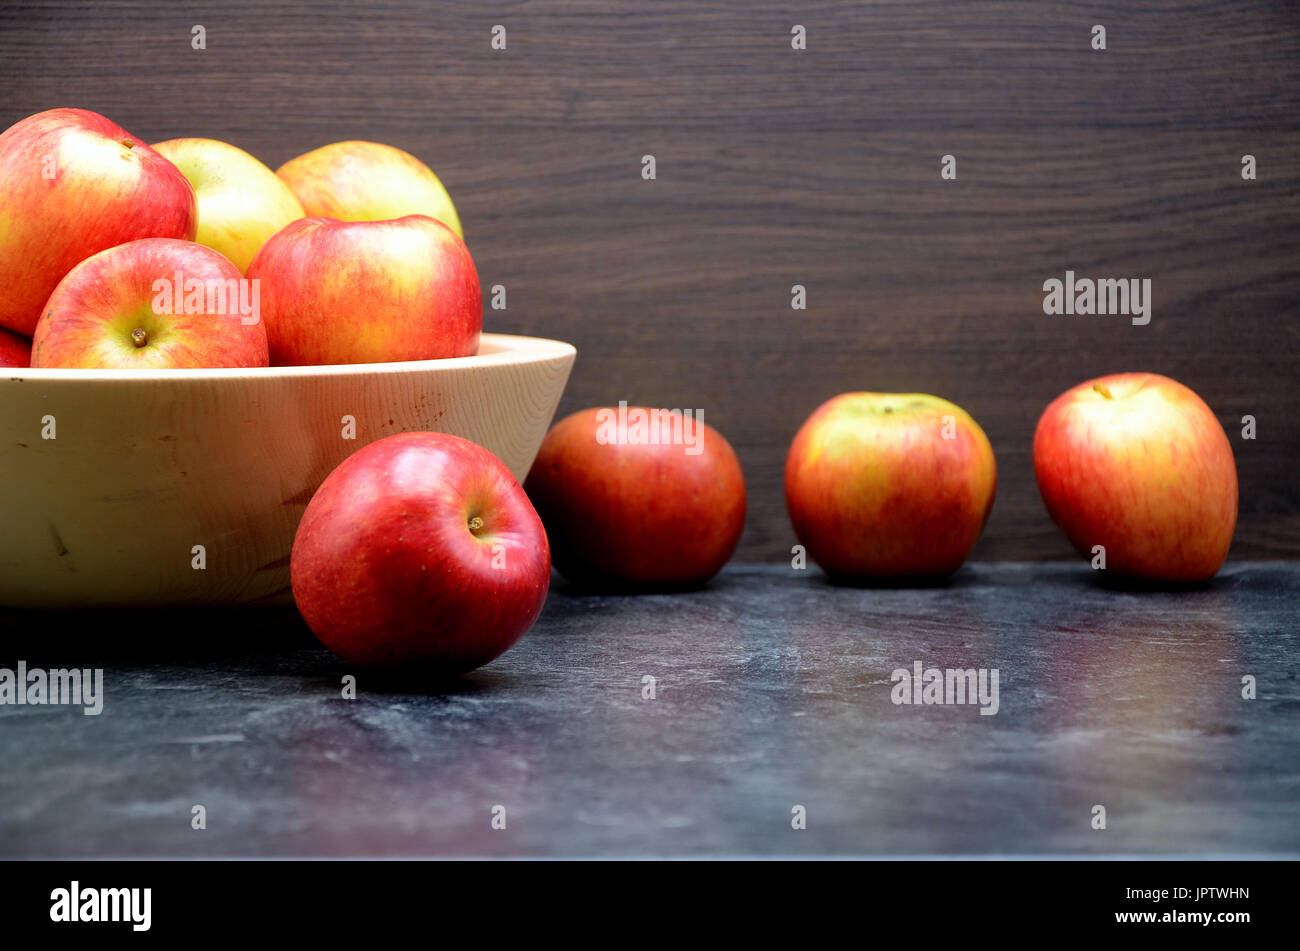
0,333,576,609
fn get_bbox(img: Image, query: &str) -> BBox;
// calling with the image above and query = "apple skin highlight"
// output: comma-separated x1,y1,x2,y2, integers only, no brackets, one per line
1033,372,1238,582
248,214,480,366
277,140,463,238
152,137,305,273
524,407,747,589
785,392,997,579
291,432,551,672
0,108,197,337
30,238,269,369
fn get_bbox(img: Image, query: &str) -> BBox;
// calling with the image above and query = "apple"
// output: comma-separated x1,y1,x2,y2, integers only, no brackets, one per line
523,406,746,587
151,137,304,273
0,327,31,368
0,108,197,337
290,432,551,671
276,140,463,237
1033,372,1237,582
247,214,480,366
30,238,269,369
785,393,997,578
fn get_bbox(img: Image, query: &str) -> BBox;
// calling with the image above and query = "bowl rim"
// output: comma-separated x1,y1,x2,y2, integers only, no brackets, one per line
4,332,576,382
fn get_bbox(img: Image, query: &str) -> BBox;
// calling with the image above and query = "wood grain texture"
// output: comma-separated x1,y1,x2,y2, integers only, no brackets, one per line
2,0,1297,564
0,335,574,607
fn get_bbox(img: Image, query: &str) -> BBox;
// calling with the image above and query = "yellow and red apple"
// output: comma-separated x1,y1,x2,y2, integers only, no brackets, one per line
247,214,480,366
151,137,304,273
0,108,197,337
31,238,268,369
291,432,551,672
785,393,997,578
276,140,463,237
524,407,747,588
1033,372,1237,582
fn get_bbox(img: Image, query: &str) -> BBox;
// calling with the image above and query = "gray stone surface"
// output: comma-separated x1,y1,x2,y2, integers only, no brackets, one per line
1,562,1297,858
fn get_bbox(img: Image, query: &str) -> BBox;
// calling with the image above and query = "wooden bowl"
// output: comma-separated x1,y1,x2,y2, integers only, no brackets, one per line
0,333,575,609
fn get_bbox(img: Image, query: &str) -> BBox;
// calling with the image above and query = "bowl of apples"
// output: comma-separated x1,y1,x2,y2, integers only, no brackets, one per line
0,108,575,609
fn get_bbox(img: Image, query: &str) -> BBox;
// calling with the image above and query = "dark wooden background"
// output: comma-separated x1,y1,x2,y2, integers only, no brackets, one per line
3,1,1297,563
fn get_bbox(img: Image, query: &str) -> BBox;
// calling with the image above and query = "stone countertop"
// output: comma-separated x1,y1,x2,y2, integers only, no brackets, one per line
2,562,1297,858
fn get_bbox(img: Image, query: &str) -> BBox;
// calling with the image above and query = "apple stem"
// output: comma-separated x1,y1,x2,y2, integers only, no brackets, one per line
130,328,148,348
1092,382,1114,399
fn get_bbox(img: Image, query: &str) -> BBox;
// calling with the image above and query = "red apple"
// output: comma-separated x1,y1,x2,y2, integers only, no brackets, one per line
0,327,31,367
30,238,269,369
247,215,480,366
1033,372,1237,582
277,140,463,238
291,432,551,671
785,393,997,578
523,405,746,587
0,108,197,337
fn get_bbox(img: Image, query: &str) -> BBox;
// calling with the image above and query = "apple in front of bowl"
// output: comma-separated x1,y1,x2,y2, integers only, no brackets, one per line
0,108,197,337
152,137,305,273
0,328,31,367
291,432,551,672
1033,372,1237,582
523,406,747,588
30,238,269,369
247,215,480,366
277,140,463,237
785,393,997,578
